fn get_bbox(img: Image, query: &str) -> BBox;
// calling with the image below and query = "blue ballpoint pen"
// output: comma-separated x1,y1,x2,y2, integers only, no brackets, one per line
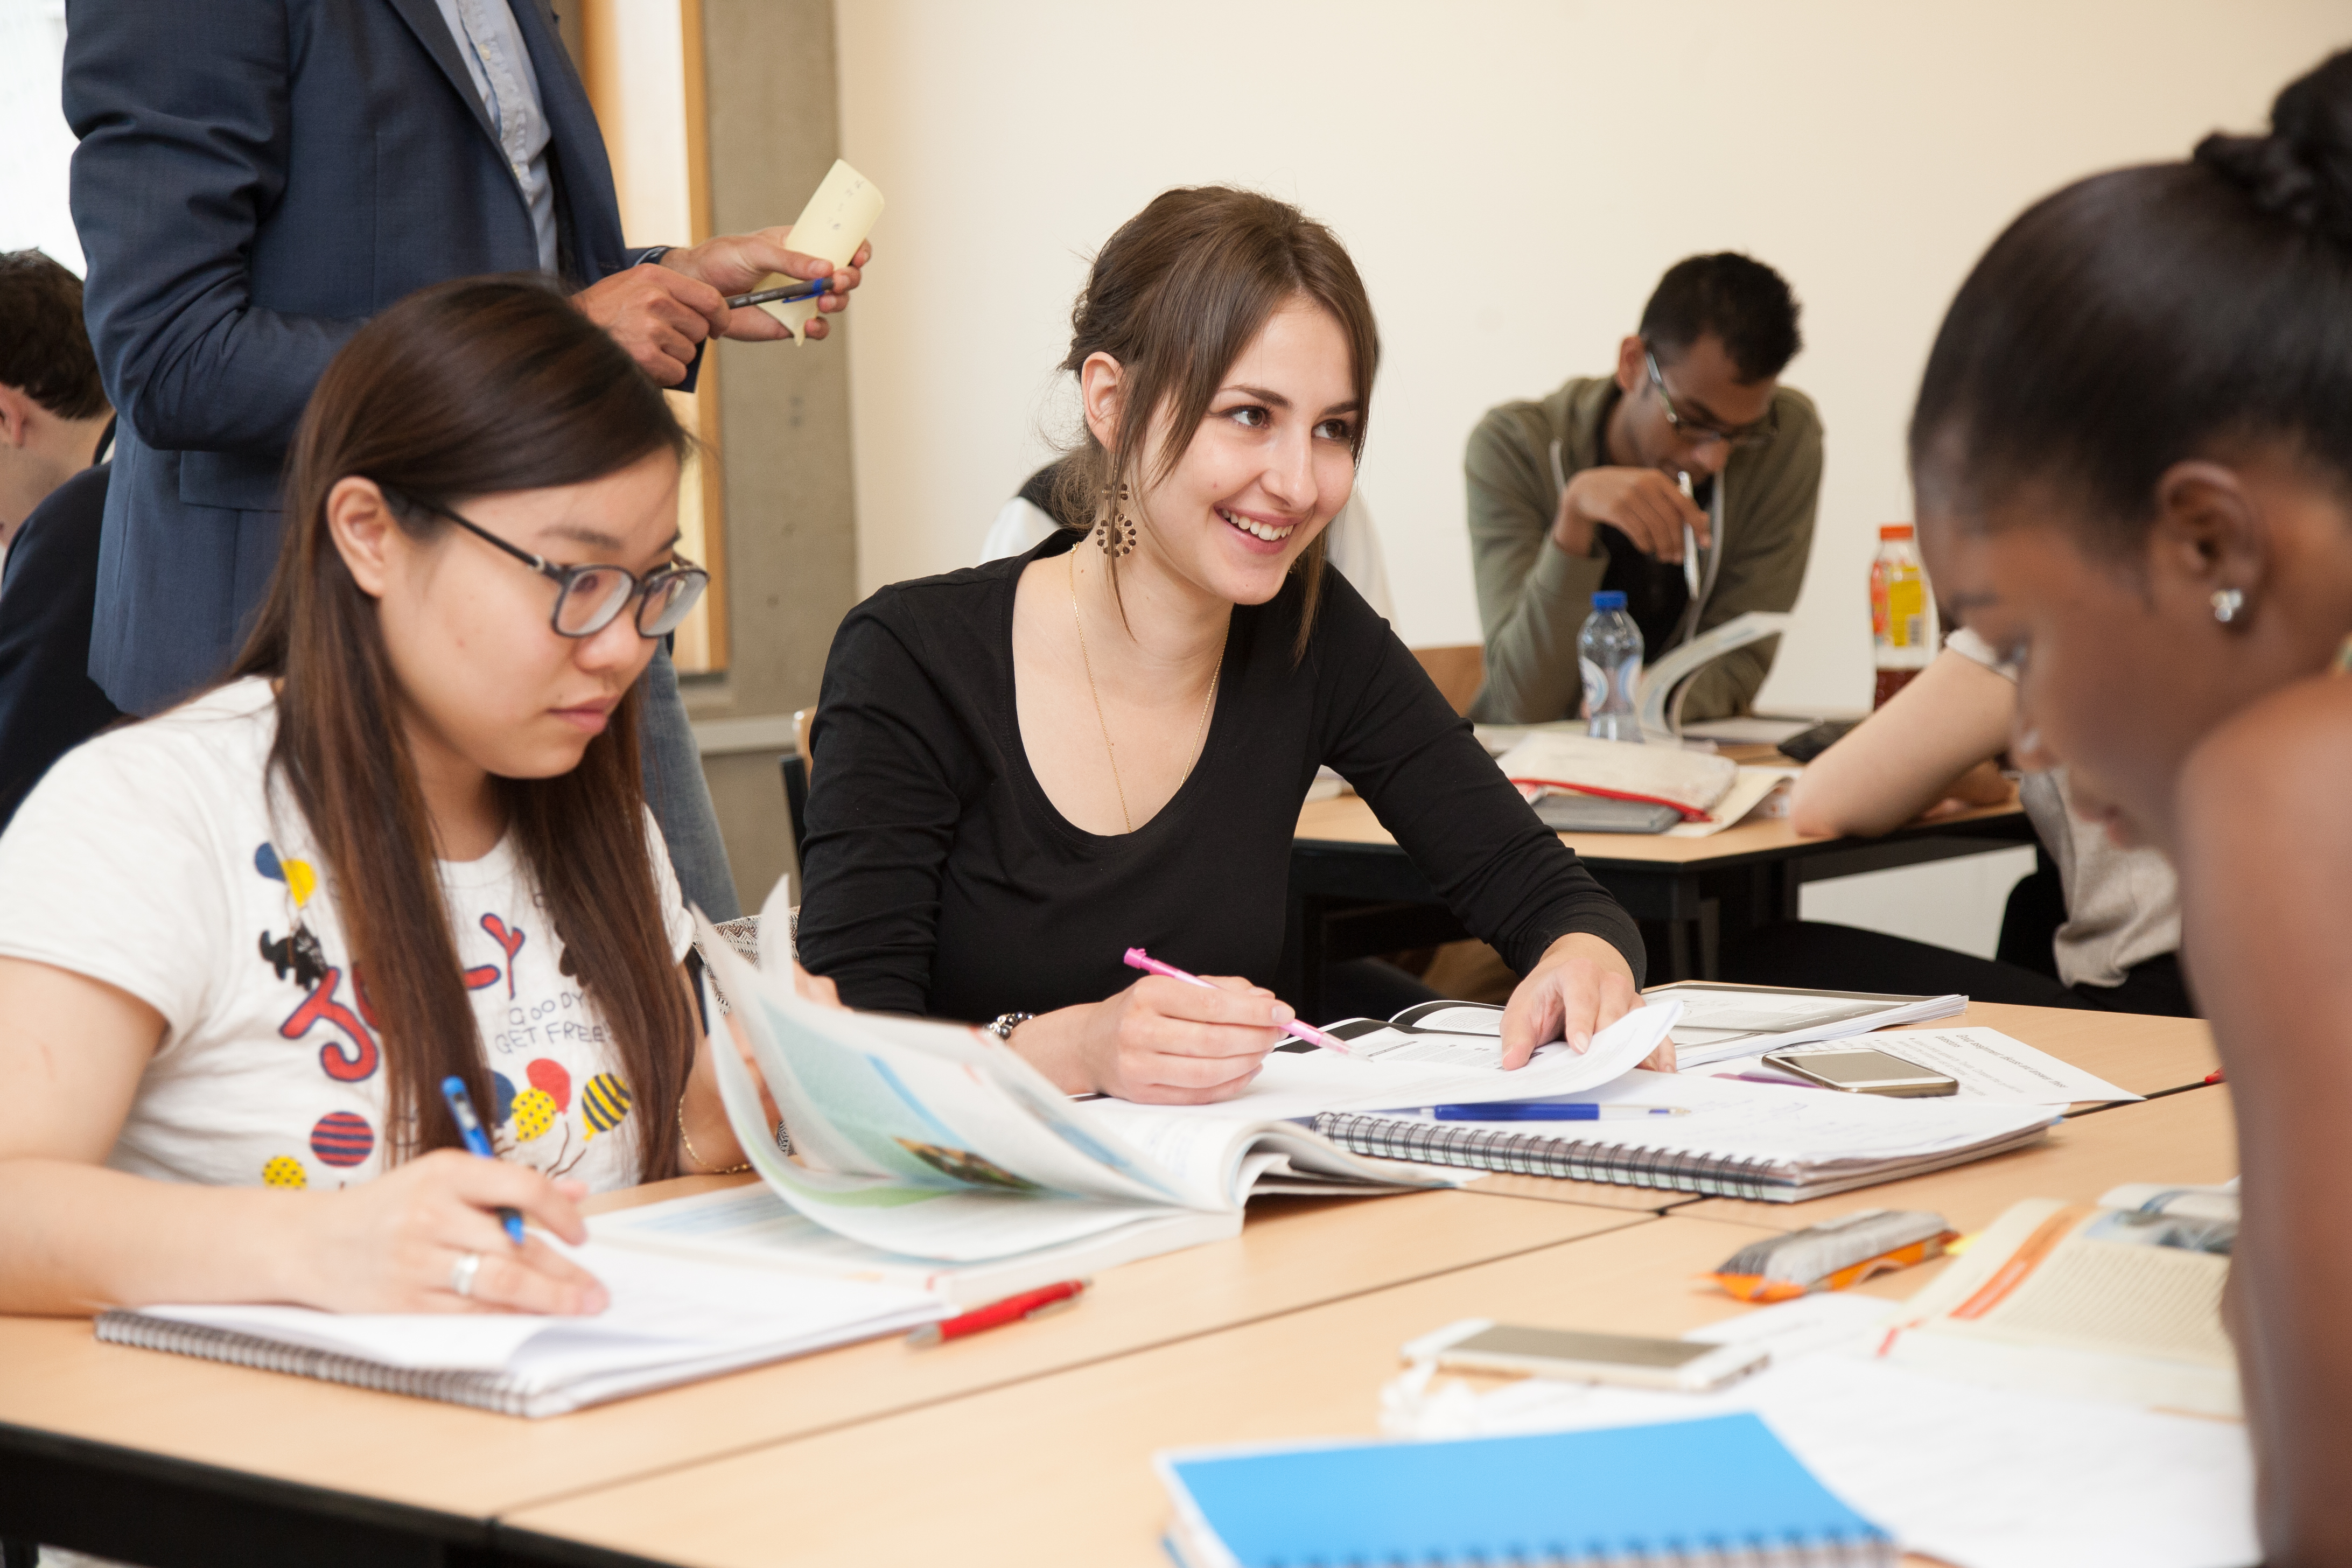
440,1075,528,1246
723,278,832,309
1427,1102,1690,1122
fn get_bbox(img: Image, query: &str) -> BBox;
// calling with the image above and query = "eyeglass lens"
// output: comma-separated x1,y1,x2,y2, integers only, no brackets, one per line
552,566,709,638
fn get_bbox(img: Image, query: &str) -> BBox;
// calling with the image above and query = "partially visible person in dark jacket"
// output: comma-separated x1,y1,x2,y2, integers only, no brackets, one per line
0,249,119,829
61,0,865,918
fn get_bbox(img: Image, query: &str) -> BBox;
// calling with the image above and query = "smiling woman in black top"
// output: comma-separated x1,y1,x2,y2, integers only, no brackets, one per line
796,186,1650,1104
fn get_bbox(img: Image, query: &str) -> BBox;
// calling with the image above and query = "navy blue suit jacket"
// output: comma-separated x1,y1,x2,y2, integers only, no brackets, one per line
65,0,669,715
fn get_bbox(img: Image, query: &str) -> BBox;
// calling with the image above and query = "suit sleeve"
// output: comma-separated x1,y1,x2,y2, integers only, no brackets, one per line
1319,591,1644,984
1674,394,1825,720
1464,407,1606,725
791,601,974,1014
64,0,368,456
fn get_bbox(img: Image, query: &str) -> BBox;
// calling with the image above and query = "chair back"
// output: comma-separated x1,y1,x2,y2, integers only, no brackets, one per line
1411,644,1486,717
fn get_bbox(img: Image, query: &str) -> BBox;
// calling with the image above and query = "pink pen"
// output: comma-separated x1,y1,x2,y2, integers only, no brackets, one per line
1122,948,1351,1055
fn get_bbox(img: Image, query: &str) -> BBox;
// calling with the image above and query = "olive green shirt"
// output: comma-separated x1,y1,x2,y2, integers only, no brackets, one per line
1464,375,1824,724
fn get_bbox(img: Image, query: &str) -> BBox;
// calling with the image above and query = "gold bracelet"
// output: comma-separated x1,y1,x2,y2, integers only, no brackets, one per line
677,1099,751,1175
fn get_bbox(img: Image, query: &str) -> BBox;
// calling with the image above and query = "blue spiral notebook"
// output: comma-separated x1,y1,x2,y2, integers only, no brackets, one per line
1156,1413,1894,1567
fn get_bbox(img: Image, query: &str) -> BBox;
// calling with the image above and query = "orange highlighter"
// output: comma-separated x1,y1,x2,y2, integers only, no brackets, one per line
908,1279,1090,1346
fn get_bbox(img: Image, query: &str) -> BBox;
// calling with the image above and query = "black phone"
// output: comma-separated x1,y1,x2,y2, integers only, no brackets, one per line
1776,718,1860,764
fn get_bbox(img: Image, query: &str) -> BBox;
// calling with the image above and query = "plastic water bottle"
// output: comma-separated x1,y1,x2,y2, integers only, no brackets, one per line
1579,590,1644,743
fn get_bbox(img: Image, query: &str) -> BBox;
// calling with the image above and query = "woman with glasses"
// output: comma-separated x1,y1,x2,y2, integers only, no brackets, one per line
0,277,764,1317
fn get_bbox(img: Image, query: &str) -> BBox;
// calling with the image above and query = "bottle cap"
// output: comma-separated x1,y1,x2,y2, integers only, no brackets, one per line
1591,590,1628,610
1879,524,1915,540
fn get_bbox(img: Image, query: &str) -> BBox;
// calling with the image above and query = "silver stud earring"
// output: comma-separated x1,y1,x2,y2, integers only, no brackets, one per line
2210,587,2245,625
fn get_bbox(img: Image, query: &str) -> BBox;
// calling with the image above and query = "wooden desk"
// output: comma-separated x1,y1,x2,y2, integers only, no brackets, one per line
498,1086,2241,1567
1289,792,2035,998
0,1187,1636,1567
489,1216,1973,1568
1455,1002,2219,1212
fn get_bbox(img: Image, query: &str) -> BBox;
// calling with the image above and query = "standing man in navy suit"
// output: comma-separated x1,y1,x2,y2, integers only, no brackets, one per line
60,0,864,920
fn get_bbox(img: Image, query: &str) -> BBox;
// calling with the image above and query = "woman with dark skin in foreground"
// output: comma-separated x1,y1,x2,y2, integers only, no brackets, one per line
1908,51,2352,1562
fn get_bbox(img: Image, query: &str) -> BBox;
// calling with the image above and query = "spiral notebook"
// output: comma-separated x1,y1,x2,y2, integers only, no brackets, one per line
1309,1071,2057,1203
1157,1414,1894,1567
92,1240,944,1417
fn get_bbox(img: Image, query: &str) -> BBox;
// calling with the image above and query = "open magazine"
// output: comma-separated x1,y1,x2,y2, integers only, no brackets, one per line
1880,1187,2238,1416
692,908,1680,1263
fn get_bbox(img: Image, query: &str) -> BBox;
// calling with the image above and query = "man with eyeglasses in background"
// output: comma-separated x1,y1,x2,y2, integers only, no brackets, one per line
1464,253,1821,724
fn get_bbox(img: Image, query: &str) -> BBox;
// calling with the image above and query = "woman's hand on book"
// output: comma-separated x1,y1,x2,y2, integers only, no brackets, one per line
292,1150,608,1315
1012,976,1289,1104
1499,934,1658,1070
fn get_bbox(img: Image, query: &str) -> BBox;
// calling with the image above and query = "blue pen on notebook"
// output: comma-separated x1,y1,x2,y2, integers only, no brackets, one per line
1427,1102,1689,1122
440,1075,527,1246
724,277,832,309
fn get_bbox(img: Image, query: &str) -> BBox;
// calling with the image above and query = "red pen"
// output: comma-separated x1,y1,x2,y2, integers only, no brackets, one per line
1122,947,1351,1054
907,1279,1089,1346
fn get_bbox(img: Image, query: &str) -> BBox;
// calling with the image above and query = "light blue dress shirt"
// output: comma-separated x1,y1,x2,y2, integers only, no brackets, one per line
431,0,558,272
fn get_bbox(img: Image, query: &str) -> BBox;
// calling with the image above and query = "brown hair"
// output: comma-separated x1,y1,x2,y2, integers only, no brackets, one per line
0,250,106,419
1052,187,1380,659
234,276,695,1181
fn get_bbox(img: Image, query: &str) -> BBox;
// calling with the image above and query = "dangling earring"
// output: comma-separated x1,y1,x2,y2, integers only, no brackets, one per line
2210,587,2245,625
1093,481,1137,558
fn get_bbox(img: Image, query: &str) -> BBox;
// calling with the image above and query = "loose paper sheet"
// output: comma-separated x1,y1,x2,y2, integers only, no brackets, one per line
757,159,884,343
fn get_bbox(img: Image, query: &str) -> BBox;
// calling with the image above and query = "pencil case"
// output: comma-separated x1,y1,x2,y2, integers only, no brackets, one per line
1709,1209,1957,1303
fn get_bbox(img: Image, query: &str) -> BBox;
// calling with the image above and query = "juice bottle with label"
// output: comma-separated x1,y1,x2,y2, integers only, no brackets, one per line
1868,524,1936,707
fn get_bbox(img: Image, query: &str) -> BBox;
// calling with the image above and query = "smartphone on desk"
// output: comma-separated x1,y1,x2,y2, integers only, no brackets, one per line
1760,1046,1959,1097
1408,1320,1768,1392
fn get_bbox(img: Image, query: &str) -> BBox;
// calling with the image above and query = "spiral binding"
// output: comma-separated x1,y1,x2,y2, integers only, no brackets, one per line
1308,1112,1797,1202
95,1312,535,1416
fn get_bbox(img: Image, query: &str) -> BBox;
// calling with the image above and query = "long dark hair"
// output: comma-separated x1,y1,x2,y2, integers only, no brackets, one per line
1053,186,1380,659
234,276,695,1181
1910,50,2352,547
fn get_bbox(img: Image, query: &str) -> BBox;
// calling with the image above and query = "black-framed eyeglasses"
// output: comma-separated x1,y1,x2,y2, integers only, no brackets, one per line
1643,347,1779,451
386,488,710,639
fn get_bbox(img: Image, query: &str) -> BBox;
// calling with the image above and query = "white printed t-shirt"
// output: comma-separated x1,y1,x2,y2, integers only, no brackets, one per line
0,678,691,1195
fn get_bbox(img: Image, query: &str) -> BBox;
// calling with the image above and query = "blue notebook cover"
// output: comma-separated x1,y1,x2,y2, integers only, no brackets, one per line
1158,1413,1892,1567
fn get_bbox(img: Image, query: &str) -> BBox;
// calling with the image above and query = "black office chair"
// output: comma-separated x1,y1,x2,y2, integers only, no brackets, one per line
779,751,808,858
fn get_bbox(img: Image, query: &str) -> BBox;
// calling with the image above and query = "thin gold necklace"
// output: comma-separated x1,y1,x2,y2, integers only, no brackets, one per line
1068,550,1220,835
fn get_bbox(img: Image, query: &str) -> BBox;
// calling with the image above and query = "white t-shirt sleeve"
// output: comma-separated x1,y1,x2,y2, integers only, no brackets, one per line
1942,626,2020,683
642,804,693,964
0,730,236,1040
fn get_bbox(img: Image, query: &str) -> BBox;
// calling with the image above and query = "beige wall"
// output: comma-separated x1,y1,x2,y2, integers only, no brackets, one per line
832,0,2350,717
687,0,861,911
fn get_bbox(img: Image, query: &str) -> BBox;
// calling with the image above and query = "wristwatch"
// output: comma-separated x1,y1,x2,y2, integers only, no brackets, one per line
983,1012,1034,1041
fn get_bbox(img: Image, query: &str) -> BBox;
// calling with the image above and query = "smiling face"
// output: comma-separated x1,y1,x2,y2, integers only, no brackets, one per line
1918,447,2352,850
1086,296,1360,609
329,449,683,787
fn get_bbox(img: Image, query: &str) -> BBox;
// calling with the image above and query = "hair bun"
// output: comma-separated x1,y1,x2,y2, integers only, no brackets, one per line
2195,48,2352,245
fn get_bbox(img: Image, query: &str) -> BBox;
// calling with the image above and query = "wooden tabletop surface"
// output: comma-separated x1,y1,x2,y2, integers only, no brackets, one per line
0,1188,1635,1521
500,1196,2132,1568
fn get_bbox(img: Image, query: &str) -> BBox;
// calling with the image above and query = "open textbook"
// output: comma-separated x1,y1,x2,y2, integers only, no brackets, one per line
1881,1188,2239,1416
692,907,1680,1263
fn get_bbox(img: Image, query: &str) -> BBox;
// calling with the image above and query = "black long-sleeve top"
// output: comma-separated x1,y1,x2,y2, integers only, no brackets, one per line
796,531,1644,1022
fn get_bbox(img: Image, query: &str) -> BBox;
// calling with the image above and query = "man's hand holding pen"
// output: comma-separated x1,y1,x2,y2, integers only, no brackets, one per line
573,226,874,386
